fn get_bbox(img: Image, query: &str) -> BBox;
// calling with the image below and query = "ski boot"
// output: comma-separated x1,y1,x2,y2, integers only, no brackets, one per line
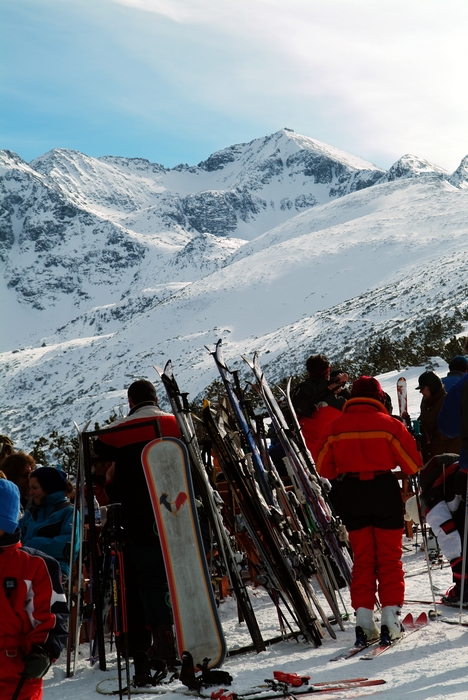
355,607,379,646
148,623,178,669
133,650,165,687
380,606,403,642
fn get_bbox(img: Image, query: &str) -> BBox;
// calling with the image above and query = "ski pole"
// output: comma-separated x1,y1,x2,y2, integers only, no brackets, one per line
11,674,27,700
458,476,468,623
410,474,439,619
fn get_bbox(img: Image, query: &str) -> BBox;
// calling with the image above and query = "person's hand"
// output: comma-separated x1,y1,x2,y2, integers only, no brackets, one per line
328,373,349,391
105,462,115,481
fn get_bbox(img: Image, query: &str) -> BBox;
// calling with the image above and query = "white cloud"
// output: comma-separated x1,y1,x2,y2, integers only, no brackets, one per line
111,0,468,170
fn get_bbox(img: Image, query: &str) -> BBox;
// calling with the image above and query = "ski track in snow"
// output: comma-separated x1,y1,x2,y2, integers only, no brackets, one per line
43,545,467,700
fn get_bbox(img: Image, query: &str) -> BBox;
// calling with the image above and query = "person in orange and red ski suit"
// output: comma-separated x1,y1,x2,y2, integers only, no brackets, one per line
316,376,422,643
0,479,68,700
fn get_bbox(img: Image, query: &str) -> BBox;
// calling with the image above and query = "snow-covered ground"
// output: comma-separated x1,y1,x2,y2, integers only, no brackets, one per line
43,543,467,700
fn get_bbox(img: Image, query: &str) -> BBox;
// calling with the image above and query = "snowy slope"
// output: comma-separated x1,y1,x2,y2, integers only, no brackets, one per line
1,131,468,447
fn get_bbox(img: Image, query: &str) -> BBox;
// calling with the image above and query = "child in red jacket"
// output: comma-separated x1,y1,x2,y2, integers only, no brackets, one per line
0,479,68,700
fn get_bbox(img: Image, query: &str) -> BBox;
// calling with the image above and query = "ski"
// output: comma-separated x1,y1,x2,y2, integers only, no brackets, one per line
66,419,90,678
328,639,380,662
207,678,386,700
360,612,428,659
96,678,173,696
439,617,468,627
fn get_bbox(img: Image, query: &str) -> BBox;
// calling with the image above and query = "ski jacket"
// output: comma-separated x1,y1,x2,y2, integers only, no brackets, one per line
0,530,68,700
442,372,465,392
292,375,345,418
418,388,461,463
19,492,79,577
437,373,468,471
0,529,68,657
316,397,422,480
93,402,181,543
299,405,342,461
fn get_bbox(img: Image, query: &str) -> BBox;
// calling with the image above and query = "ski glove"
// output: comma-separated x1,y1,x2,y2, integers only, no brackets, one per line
23,645,52,679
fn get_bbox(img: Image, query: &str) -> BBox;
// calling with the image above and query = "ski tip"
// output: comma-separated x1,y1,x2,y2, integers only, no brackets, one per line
415,611,428,625
401,613,414,626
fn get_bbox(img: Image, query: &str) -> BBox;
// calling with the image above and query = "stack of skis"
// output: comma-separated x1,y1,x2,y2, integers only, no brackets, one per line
159,340,353,650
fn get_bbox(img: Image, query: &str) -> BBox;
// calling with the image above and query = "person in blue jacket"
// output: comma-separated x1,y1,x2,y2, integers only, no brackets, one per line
442,355,468,392
438,371,468,472
20,467,79,579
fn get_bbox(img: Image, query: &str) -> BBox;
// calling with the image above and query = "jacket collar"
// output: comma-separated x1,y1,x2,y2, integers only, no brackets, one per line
343,397,389,414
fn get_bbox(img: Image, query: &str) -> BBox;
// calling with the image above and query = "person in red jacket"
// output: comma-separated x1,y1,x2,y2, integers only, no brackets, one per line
0,479,68,700
316,376,422,643
93,379,181,672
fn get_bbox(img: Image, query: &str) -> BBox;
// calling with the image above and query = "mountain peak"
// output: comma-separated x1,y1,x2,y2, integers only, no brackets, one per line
385,154,447,181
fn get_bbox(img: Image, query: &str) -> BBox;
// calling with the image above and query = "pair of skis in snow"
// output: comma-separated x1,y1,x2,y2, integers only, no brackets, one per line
329,611,428,661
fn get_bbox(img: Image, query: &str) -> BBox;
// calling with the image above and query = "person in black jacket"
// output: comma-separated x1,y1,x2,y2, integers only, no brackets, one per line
291,354,348,460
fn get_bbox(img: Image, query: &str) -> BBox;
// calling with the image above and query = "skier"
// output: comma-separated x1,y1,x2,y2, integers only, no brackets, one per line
291,354,348,461
93,379,181,669
416,371,461,463
0,479,68,700
316,376,422,642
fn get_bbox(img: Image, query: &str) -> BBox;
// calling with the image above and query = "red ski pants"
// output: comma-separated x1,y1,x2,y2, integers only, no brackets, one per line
349,526,405,609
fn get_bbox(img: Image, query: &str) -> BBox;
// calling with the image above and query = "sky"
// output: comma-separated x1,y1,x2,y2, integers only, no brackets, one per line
1,0,468,170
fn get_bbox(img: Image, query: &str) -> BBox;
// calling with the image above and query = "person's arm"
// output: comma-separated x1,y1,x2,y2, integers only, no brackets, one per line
315,436,338,480
291,381,318,417
460,379,468,456
390,421,423,474
21,549,69,659
24,508,79,564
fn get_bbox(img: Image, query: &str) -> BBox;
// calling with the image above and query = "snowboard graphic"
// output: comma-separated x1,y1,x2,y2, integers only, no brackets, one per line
141,437,226,669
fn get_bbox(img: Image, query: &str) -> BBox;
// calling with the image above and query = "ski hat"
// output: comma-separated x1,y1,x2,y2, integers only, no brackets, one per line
449,355,468,372
415,371,443,395
350,376,386,403
306,354,330,375
32,466,67,494
0,479,20,534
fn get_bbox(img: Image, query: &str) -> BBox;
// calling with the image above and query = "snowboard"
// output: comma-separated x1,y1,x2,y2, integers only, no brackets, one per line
141,437,226,670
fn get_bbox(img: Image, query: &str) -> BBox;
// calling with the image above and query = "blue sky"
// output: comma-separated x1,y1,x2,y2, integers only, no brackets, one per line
2,0,467,170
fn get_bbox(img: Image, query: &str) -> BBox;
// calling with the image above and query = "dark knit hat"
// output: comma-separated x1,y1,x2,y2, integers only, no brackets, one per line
351,376,386,403
0,479,20,534
306,354,330,375
415,371,443,395
449,355,468,372
33,467,67,494
127,379,157,404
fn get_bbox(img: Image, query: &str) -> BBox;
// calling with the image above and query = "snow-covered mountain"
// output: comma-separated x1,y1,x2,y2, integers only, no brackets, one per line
1,130,467,447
